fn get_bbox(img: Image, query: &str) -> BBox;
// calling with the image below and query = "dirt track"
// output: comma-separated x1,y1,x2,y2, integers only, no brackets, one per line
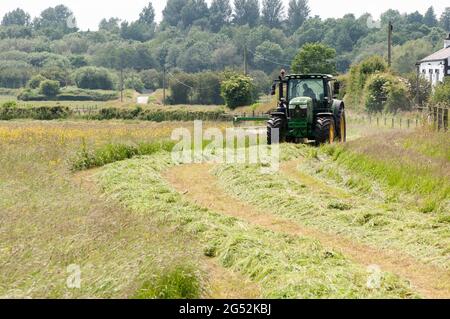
163,163,450,299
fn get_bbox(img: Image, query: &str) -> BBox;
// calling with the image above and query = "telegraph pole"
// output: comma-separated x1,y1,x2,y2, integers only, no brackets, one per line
162,66,166,106
388,21,393,67
244,45,248,75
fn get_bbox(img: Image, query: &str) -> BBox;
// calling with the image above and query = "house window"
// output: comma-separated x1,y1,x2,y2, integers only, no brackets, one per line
429,69,433,82
436,69,440,82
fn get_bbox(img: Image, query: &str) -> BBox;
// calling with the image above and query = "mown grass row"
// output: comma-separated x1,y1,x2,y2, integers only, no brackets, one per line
96,153,417,299
214,144,450,269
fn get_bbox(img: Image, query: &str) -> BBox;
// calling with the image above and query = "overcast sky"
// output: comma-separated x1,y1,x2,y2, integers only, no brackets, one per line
0,0,447,31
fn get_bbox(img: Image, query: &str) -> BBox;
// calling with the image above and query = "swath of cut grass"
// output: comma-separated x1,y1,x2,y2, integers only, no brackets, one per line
214,144,450,270
97,153,417,299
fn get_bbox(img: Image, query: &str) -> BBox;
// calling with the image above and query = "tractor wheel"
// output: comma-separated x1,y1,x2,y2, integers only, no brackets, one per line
314,117,336,145
267,117,286,145
336,108,347,143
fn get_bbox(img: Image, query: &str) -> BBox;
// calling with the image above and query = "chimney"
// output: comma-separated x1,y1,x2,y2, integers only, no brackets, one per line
445,33,450,49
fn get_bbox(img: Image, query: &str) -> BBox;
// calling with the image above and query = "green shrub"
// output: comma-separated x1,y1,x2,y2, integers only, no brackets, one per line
363,73,411,113
28,74,47,89
74,66,115,90
345,56,388,109
1,100,17,108
125,75,145,93
0,105,70,120
17,88,47,101
432,78,450,104
39,80,60,97
134,265,201,299
221,73,255,109
168,72,195,105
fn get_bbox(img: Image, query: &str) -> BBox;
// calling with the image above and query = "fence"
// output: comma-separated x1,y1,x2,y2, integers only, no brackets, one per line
72,105,99,116
430,105,449,131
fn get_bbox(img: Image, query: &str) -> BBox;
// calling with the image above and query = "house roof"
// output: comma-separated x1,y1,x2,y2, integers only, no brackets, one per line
420,47,450,62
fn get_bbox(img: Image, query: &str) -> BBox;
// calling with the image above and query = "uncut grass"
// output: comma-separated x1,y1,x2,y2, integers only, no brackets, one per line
96,153,417,299
0,120,228,298
214,142,450,269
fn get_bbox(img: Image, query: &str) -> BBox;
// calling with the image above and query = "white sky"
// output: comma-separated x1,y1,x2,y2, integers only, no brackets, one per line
0,0,447,31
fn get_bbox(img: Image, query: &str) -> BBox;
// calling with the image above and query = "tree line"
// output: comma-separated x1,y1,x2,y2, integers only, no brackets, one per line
0,1,450,107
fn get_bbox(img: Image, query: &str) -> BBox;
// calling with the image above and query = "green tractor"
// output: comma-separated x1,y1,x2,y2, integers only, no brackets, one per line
266,72,346,145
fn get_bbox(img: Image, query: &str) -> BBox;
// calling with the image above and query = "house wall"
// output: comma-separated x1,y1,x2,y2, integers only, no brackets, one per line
419,60,448,86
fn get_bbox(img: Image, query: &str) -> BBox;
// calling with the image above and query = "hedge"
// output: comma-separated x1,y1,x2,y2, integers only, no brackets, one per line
0,105,70,120
18,88,118,102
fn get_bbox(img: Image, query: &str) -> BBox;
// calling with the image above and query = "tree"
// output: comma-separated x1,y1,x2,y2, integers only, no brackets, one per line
440,7,450,31
221,73,255,108
2,8,31,26
162,0,186,27
28,75,47,89
39,80,60,97
209,0,232,32
261,0,284,29
180,0,209,28
99,18,121,33
33,5,78,39
423,7,438,27
74,67,115,90
177,42,212,72
120,21,154,42
139,2,155,26
291,43,336,74
287,0,310,32
233,0,260,27
254,41,284,74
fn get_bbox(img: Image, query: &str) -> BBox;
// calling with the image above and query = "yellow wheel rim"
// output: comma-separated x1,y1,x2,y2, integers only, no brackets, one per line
329,124,335,143
340,114,346,142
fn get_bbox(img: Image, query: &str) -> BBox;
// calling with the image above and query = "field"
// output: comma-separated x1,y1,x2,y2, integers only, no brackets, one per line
0,115,449,299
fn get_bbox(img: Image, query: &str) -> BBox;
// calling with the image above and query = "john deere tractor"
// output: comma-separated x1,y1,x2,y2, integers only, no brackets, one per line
267,73,346,145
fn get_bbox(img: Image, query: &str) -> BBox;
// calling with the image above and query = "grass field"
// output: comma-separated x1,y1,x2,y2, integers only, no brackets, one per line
0,117,448,299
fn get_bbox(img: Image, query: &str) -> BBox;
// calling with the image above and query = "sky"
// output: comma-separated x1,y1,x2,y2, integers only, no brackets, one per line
0,0,447,31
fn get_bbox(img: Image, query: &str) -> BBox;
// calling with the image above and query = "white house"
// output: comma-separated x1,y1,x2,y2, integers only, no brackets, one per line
418,34,450,86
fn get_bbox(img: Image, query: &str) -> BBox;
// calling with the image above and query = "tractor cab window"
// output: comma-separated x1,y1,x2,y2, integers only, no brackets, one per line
288,79,325,102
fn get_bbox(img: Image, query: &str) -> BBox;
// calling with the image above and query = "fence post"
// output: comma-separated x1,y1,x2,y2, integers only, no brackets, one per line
407,119,410,129
392,118,394,129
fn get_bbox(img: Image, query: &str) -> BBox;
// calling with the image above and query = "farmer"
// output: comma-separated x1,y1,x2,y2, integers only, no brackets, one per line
302,83,316,100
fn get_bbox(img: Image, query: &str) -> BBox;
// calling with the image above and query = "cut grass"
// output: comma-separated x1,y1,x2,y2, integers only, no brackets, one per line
213,142,450,270
96,153,417,299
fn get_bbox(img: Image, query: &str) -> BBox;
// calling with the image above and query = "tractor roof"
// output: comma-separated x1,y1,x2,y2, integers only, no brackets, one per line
286,74,334,80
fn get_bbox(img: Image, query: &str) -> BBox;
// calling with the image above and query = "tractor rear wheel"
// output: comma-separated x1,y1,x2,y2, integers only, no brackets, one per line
267,117,286,145
314,117,336,145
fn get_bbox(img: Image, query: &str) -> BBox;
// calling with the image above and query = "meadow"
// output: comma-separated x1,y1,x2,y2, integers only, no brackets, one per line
0,115,448,299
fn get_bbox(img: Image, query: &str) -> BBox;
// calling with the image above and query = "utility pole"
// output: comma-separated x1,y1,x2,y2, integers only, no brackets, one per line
120,67,123,103
244,45,248,75
162,66,166,106
388,21,393,67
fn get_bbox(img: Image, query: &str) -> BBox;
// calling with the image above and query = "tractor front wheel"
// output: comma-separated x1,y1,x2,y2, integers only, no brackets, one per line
267,117,286,145
314,117,336,145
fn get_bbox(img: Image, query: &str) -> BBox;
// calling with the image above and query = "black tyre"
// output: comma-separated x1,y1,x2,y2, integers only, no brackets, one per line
267,117,286,145
336,107,347,143
314,116,336,145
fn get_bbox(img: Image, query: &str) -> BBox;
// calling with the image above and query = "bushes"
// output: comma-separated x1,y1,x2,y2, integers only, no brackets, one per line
432,78,450,104
125,75,145,93
94,107,226,122
28,74,47,89
18,87,118,101
74,66,115,90
364,73,411,113
220,73,255,109
345,56,388,109
39,80,60,97
0,104,70,120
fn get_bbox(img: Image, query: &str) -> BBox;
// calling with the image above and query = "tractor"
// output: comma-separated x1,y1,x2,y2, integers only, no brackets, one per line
266,72,346,145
